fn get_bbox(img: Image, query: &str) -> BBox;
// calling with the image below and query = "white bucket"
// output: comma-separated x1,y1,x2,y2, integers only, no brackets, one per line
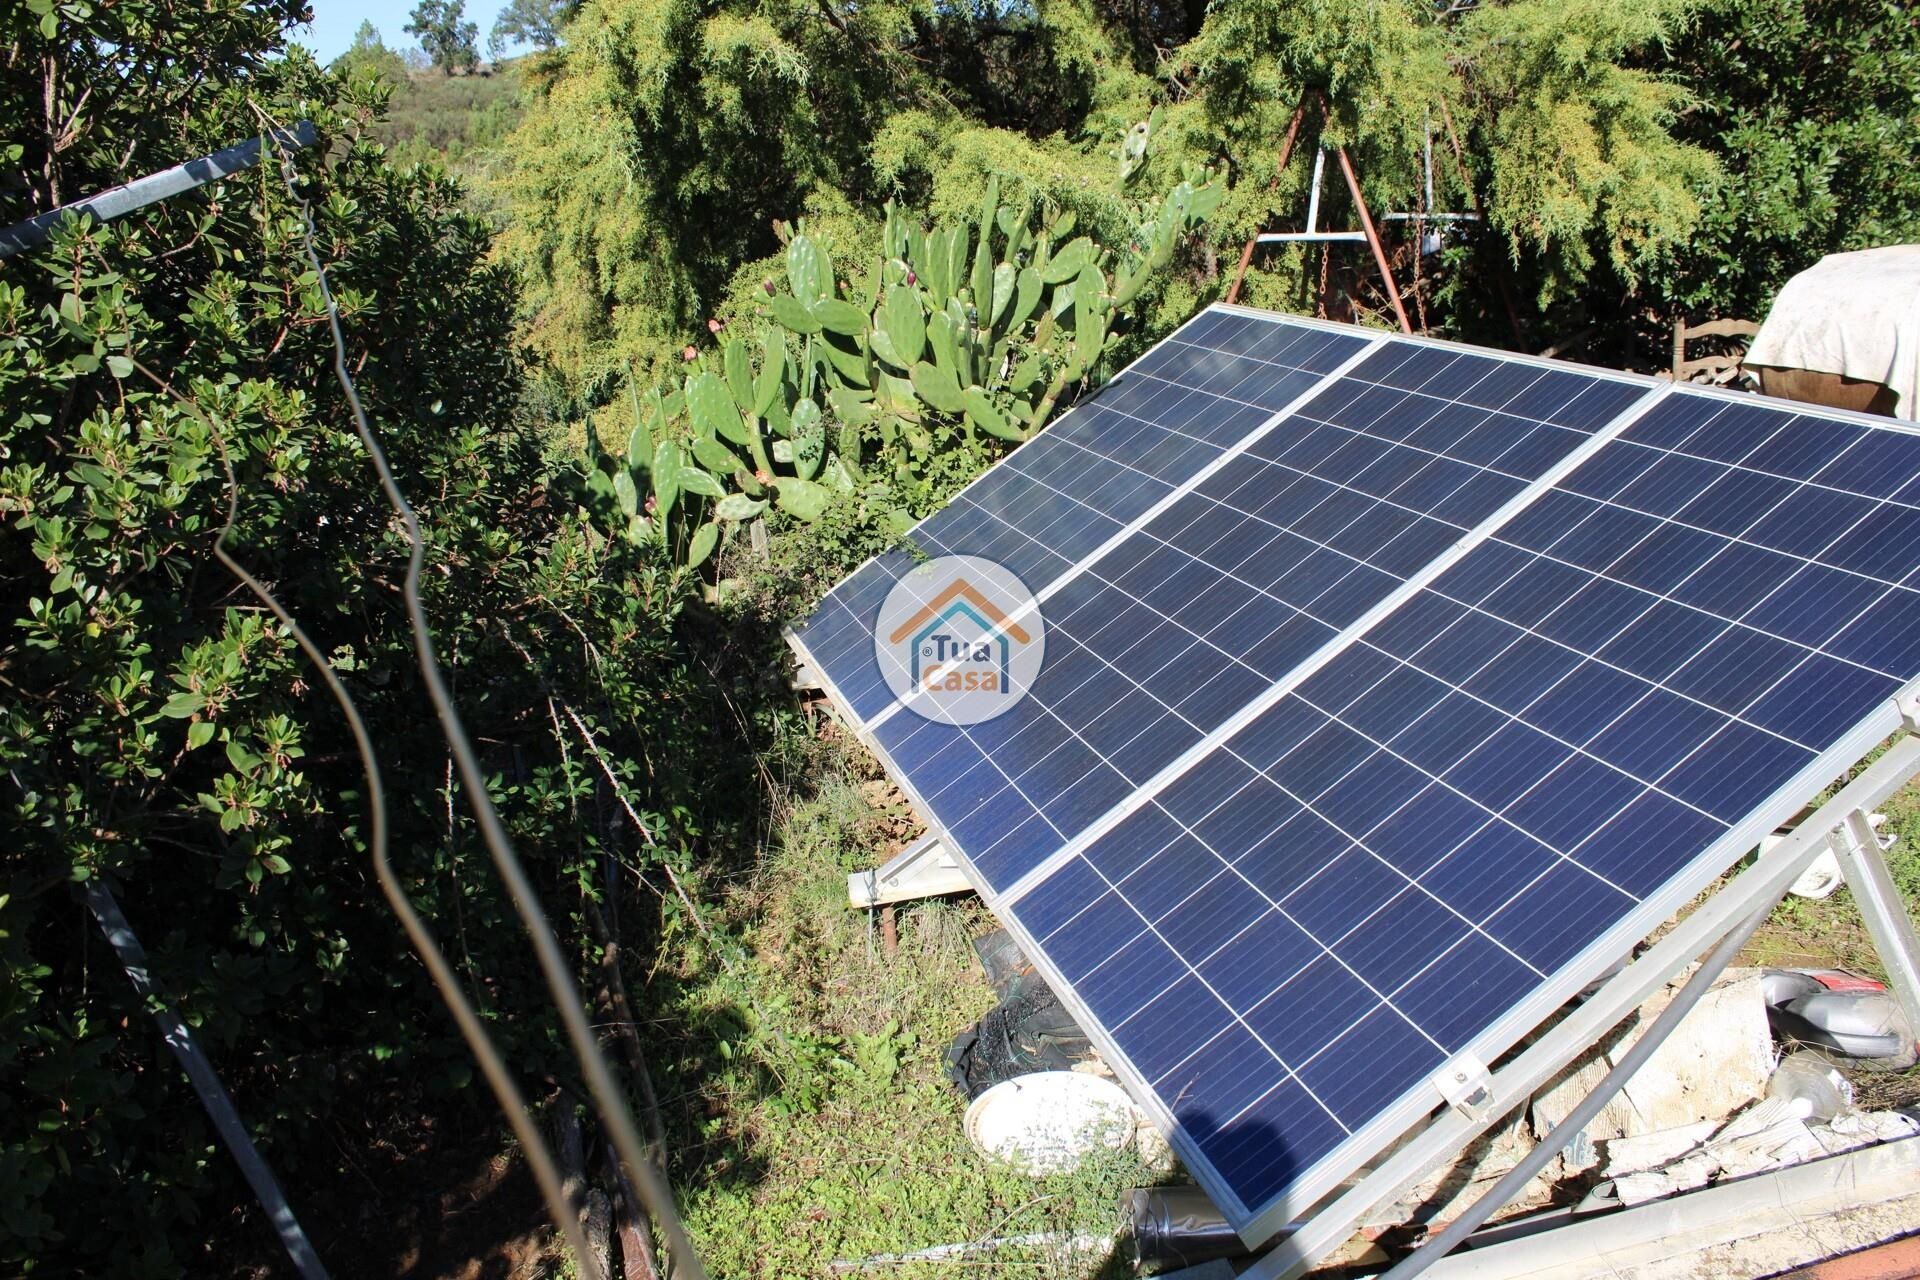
964,1071,1137,1175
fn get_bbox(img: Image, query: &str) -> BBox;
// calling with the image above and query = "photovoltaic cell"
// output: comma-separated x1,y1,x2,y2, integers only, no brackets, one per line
788,305,1920,1242
852,330,1645,894
1002,384,1920,1229
792,309,1367,723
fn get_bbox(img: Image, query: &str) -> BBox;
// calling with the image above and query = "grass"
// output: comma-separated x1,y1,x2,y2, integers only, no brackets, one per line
663,737,1154,1278
1742,751,1920,976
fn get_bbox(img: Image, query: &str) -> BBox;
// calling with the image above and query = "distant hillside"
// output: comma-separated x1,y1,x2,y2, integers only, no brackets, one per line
381,61,523,175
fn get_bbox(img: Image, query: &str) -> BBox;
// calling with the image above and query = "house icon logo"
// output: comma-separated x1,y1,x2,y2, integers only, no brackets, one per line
873,555,1046,724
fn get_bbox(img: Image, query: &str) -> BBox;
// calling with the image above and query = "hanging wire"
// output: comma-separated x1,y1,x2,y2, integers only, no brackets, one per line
244,103,707,1278
133,355,606,1280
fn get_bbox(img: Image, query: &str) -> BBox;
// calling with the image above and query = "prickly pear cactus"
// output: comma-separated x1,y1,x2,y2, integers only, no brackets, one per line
761,172,1222,472
579,167,1220,570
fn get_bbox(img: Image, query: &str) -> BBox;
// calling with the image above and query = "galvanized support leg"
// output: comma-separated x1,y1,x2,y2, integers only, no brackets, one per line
1831,808,1920,1039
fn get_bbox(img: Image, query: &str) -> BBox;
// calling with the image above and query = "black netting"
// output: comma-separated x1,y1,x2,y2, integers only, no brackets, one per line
946,969,1094,1099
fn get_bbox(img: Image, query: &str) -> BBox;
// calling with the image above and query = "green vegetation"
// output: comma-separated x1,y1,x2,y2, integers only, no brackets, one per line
675,753,1153,1277
379,63,524,180
0,4,750,1272
331,21,525,191
5,0,1920,1275
408,0,482,75
491,0,573,59
1647,0,1920,319
494,0,1221,398
1748,747,1920,978
573,178,1223,571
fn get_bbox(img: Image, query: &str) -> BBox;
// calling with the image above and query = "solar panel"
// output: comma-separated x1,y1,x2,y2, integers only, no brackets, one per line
787,306,1920,1244
794,309,1368,724
829,328,1648,894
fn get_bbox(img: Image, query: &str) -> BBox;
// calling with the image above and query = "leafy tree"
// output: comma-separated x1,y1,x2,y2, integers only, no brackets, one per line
1171,0,1717,325
1645,0,1920,318
490,0,572,59
502,0,1739,398
1,2,758,1272
500,0,1164,396
405,0,479,75
332,17,408,84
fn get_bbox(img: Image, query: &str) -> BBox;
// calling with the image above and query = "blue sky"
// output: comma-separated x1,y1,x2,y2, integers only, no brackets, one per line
291,0,521,64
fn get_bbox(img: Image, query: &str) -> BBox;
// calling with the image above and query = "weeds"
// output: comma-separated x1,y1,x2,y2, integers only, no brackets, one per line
669,747,1148,1278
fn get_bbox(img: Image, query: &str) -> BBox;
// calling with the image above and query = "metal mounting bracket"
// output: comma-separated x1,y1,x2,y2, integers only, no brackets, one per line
1829,806,1920,1039
1894,676,1920,736
1431,1052,1494,1122
847,831,975,908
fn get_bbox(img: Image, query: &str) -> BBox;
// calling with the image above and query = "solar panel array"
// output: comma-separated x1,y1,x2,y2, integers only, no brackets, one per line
790,306,1920,1241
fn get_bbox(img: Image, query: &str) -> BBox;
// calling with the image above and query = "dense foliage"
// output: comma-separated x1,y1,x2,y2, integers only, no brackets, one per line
499,0,1175,396
1647,0,1920,317
574,175,1222,579
491,0,575,58
503,0,1749,391
407,0,481,75
1,4,760,1271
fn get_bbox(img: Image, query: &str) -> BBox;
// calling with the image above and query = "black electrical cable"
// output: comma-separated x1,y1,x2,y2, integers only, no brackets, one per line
1378,899,1778,1280
249,107,708,1279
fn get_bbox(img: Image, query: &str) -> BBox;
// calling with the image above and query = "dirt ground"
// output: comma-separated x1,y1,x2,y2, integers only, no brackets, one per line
220,1091,557,1280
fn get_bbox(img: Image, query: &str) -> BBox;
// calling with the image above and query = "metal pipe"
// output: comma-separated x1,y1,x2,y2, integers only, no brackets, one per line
85,883,329,1279
0,121,316,257
1413,1134,1920,1279
1378,899,1778,1280
1832,810,1920,1038
1333,146,1413,334
1305,149,1327,236
1257,232,1367,243
1424,113,1435,217
1226,238,1260,305
1226,98,1311,305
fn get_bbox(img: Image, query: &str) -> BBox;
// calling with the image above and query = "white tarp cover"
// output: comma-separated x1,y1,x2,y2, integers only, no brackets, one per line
1747,244,1920,419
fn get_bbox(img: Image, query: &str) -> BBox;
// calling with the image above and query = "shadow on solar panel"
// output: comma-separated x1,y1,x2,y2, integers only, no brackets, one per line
787,302,1920,1268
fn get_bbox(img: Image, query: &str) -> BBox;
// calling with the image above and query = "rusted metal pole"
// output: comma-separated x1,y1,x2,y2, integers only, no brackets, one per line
1225,238,1259,306
1226,98,1310,304
1334,146,1413,334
